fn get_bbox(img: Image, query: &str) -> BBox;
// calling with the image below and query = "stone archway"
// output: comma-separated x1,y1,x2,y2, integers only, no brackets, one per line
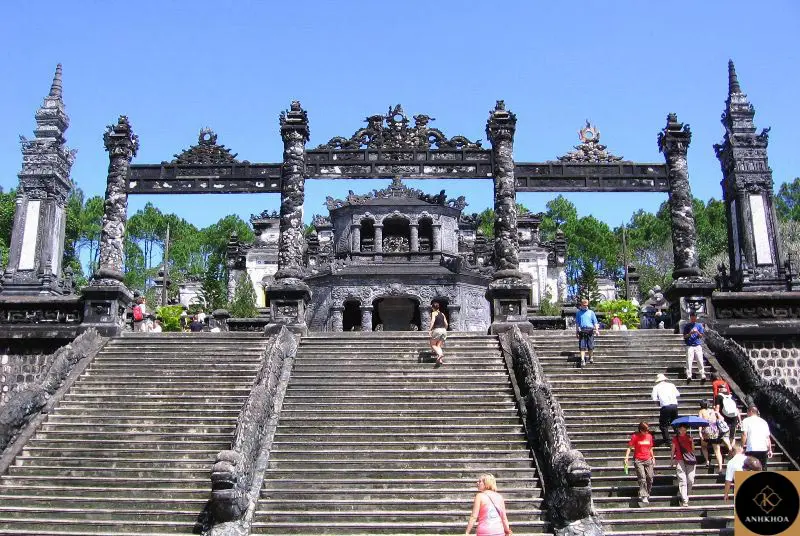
374,296,420,331
342,299,361,331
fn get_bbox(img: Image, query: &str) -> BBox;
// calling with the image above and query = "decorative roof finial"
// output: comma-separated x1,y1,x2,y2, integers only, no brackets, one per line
49,63,63,99
728,59,742,95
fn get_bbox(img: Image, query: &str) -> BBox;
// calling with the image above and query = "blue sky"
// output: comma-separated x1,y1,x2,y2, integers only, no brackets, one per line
1,1,798,230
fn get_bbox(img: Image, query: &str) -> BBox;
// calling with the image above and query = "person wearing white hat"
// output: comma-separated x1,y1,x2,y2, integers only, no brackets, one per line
651,373,680,445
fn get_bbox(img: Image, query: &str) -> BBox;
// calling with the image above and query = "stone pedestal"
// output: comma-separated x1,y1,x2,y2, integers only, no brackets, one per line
360,305,374,332
264,279,310,336
330,306,344,332
664,276,716,331
78,284,133,337
212,309,230,332
420,306,432,331
486,275,533,335
710,291,800,338
448,304,462,331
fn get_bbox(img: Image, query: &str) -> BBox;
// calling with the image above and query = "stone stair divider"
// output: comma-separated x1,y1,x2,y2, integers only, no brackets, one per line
704,329,800,468
206,326,299,535
0,328,108,466
498,326,605,536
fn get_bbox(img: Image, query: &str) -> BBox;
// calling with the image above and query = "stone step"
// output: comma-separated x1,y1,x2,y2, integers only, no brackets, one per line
248,520,550,535
260,476,540,490
20,448,219,460
0,485,210,499
269,449,530,461
55,401,244,411
27,431,234,442
279,408,518,418
0,495,207,510
268,458,535,470
254,508,544,523
44,415,237,425
258,487,542,501
0,475,208,489
280,401,517,411
258,496,542,510
13,456,214,469
284,387,514,395
271,439,529,450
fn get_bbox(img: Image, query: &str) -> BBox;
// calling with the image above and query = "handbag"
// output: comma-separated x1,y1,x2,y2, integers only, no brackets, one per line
702,422,719,440
717,416,730,434
676,437,697,465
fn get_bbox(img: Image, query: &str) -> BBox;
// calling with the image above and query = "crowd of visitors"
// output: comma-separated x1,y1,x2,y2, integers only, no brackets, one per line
130,299,219,333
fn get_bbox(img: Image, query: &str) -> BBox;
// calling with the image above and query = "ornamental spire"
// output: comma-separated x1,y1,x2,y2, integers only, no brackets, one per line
728,59,741,95
49,63,63,99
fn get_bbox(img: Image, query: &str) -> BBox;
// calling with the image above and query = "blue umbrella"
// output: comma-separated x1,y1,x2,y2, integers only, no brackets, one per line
672,416,709,428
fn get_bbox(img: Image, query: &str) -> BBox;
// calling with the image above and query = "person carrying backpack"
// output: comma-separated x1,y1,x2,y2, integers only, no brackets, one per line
132,297,147,332
714,384,741,448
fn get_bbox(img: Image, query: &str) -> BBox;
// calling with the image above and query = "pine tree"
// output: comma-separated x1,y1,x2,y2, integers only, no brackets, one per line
228,273,259,318
577,259,603,307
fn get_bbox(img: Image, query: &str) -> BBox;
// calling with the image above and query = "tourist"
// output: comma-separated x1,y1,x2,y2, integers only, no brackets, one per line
132,297,147,332
151,319,163,333
682,312,706,381
723,445,747,502
189,315,205,333
624,421,656,504
698,401,724,472
671,423,697,507
429,301,448,365
709,373,731,399
611,315,622,331
741,405,772,470
652,373,680,445
465,473,512,536
742,456,763,471
714,385,740,448
575,298,599,367
179,310,188,332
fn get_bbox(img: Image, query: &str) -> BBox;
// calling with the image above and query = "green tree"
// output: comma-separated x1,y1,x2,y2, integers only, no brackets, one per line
0,189,16,270
693,198,728,269
576,259,603,307
476,208,494,237
540,195,578,242
776,178,800,222
228,273,258,318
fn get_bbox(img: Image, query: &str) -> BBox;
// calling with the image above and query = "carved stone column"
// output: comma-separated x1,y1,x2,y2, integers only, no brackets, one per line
374,225,383,253
266,101,311,336
420,305,432,331
2,64,75,296
658,113,715,326
80,115,138,336
432,224,441,252
448,304,461,331
330,306,344,332
351,224,361,253
410,224,419,252
360,305,373,332
658,113,701,280
485,101,532,334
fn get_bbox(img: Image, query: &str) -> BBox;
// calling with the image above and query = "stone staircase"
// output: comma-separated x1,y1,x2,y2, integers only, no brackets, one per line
0,333,267,535
251,332,548,535
531,330,795,536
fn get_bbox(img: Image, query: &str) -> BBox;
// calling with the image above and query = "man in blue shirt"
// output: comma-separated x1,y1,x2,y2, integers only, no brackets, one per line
575,298,599,367
683,311,706,381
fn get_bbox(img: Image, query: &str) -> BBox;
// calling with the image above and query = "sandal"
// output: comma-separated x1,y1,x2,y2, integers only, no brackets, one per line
436,355,444,365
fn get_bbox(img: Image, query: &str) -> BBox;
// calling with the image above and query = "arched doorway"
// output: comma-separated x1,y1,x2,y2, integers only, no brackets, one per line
374,296,420,331
342,300,361,331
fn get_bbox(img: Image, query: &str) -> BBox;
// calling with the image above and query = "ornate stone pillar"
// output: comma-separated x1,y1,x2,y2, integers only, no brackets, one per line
95,116,138,282
448,304,461,331
658,113,701,280
714,61,785,290
265,101,311,335
410,223,419,252
432,224,441,252
330,306,344,332
485,101,532,334
360,305,373,332
2,64,75,296
351,224,361,253
374,225,383,253
658,113,715,326
420,305,432,331
80,115,138,336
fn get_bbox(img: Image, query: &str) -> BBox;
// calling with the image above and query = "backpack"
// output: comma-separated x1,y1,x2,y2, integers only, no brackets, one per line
721,394,738,417
132,304,143,322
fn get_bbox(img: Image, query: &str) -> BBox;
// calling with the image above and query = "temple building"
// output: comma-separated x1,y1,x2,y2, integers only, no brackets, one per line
227,178,566,331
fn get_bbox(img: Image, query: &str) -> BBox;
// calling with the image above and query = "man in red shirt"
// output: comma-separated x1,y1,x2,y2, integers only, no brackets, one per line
710,373,731,400
624,421,656,503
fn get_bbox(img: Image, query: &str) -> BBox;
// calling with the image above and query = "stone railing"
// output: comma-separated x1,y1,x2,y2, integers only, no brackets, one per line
527,315,566,330
705,329,800,466
498,326,604,536
206,327,298,534
226,318,270,333
0,329,107,459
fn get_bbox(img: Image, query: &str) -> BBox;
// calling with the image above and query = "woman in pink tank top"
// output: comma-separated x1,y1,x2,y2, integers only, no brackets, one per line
465,473,512,536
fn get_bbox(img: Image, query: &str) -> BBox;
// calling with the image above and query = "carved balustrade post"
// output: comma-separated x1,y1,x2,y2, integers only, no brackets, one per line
360,305,373,332
410,223,419,252
420,306,432,331
265,101,311,335
485,101,532,334
448,305,461,331
80,115,138,336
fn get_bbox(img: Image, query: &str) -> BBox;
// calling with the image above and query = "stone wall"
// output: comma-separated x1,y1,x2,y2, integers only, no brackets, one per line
0,340,68,406
736,338,800,393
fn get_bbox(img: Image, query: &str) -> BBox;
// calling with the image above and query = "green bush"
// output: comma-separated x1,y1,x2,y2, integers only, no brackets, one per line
537,289,562,317
595,299,639,330
228,274,259,318
155,305,185,332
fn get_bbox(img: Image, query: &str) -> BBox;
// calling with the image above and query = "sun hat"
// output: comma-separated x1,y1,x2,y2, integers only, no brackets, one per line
655,373,668,383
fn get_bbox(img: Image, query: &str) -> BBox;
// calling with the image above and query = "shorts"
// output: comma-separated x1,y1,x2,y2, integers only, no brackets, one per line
431,328,447,342
578,330,595,350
